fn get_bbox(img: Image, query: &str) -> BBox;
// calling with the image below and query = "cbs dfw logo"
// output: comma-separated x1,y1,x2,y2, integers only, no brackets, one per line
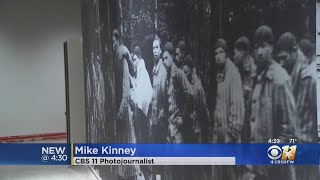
267,145,297,164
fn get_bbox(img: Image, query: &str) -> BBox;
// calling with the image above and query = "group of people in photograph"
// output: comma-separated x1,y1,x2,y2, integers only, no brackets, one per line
112,24,318,180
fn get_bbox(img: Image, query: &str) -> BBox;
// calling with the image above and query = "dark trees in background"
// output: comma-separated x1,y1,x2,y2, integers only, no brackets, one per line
82,0,117,144
82,0,118,179
116,0,314,92
224,0,315,44
121,0,156,78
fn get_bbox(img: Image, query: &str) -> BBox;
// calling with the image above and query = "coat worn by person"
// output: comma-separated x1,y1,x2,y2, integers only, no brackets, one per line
291,49,308,98
290,49,318,143
184,72,210,180
130,59,153,144
147,59,168,180
210,58,244,180
149,59,168,143
166,63,192,143
130,59,153,116
238,55,257,142
294,56,318,143
188,72,210,143
131,59,152,116
213,58,245,143
115,45,140,179
294,56,320,180
249,60,296,179
165,63,193,180
250,60,297,143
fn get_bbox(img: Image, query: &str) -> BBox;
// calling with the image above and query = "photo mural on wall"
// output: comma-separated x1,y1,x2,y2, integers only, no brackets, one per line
82,0,319,180
317,0,320,139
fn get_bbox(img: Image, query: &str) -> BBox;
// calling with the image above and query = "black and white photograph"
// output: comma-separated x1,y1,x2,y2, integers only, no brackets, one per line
317,0,320,138
82,0,319,179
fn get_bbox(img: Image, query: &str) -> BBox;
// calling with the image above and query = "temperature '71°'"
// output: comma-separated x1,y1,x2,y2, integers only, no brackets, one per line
289,139,297,144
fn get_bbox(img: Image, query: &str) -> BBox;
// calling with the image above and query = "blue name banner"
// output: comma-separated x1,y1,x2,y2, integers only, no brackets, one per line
0,144,318,165
0,144,70,165
73,144,320,165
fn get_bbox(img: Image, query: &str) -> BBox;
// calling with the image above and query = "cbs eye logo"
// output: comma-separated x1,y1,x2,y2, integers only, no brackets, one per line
267,145,297,161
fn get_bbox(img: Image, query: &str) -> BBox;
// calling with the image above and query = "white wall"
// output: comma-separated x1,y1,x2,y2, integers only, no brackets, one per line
0,0,82,136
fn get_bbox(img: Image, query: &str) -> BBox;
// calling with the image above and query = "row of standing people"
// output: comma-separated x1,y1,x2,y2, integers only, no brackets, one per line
112,24,319,180
213,26,319,180
112,28,209,179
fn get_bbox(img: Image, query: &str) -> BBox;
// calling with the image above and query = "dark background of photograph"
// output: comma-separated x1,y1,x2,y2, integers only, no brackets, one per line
117,0,315,92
